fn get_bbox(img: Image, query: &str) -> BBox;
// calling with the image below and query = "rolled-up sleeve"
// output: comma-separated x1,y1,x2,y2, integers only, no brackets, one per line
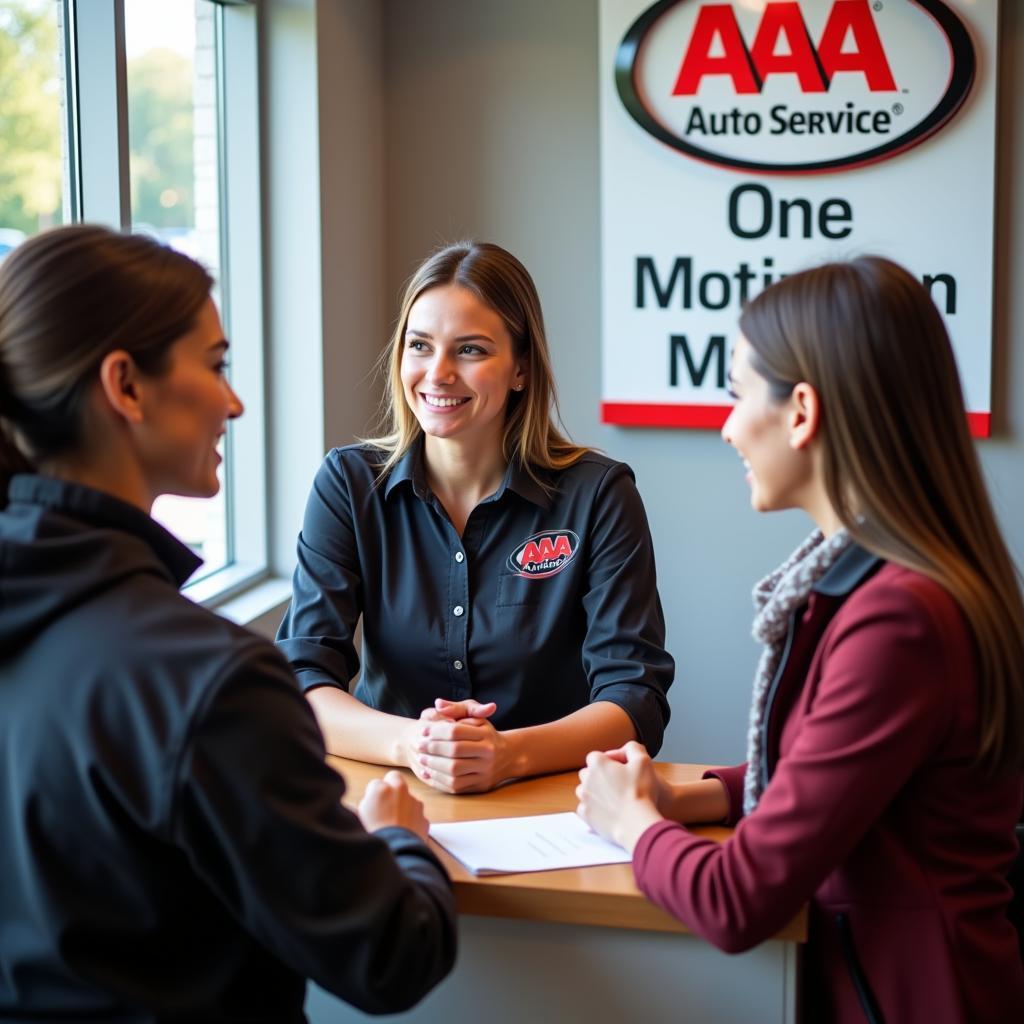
276,455,363,694
580,463,674,754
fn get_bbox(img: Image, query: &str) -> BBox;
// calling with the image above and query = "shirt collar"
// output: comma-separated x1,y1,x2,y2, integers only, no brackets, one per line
813,541,883,597
383,438,430,501
501,459,552,510
383,436,552,510
7,474,203,587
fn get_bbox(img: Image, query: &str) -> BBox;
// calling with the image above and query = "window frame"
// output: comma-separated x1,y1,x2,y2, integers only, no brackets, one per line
62,0,268,606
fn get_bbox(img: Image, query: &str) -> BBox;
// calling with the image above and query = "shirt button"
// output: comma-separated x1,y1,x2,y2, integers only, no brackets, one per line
453,659,464,670
453,605,464,616
455,552,465,563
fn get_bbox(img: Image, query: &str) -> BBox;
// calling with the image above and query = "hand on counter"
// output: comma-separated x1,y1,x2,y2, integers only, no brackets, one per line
431,697,498,724
357,770,430,840
398,704,461,788
575,741,664,854
411,698,510,794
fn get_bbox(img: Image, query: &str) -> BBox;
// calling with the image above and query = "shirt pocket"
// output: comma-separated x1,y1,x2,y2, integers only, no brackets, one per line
496,570,542,608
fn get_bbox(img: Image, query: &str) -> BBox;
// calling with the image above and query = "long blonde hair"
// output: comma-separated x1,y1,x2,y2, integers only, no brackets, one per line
364,242,588,486
740,256,1024,774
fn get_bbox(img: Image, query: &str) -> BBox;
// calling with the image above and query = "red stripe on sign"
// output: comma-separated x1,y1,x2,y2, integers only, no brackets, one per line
603,403,993,439
601,402,731,428
967,412,991,438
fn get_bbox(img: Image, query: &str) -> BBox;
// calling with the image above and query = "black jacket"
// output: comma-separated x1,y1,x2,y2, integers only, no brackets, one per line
0,475,456,1022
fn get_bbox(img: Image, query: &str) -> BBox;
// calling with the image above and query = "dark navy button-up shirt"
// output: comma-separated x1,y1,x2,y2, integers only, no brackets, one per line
276,441,674,753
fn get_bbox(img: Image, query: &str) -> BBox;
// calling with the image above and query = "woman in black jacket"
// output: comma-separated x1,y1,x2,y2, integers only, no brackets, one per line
0,225,456,1022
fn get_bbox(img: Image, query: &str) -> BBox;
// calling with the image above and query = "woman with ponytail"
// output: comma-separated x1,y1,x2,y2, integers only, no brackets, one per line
0,225,455,1021
577,256,1024,1023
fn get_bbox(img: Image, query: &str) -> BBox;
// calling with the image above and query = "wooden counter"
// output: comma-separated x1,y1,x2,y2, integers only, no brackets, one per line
328,756,807,943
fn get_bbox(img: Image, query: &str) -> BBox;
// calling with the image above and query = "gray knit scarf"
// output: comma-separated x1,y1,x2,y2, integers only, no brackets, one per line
743,527,852,815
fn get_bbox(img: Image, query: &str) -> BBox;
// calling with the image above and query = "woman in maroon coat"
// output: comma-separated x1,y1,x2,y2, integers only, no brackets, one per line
577,257,1024,1023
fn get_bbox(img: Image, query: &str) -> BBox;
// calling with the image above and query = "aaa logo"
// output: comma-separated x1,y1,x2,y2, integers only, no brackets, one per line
615,0,976,173
507,530,581,579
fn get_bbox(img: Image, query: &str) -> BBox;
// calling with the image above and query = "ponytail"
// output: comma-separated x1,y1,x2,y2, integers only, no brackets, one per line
0,378,33,507
0,224,213,506
0,424,32,507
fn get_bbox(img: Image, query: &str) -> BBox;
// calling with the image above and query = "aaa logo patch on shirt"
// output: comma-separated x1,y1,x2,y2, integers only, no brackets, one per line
507,530,580,579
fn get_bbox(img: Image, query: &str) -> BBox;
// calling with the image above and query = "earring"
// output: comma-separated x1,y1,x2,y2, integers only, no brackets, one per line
513,384,525,392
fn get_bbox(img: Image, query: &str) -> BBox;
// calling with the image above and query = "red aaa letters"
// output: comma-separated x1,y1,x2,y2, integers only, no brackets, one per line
673,1,897,96
519,535,573,568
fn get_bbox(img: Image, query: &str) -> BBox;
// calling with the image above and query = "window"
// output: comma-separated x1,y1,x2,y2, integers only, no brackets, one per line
124,0,229,575
0,0,70,251
58,0,266,601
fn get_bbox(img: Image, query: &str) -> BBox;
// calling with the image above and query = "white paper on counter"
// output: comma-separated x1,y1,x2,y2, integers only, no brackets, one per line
429,811,632,876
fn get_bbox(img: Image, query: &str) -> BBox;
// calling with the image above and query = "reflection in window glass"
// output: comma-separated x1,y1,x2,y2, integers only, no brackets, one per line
0,0,68,259
126,0,229,577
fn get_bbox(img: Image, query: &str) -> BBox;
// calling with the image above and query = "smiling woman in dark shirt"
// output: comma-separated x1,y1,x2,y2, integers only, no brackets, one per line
277,242,674,793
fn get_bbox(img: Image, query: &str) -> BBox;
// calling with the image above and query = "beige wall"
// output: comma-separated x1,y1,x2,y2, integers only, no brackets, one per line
271,0,1024,763
372,0,1024,762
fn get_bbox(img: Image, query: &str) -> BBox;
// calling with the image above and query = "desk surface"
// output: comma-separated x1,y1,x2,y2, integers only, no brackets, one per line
329,757,807,943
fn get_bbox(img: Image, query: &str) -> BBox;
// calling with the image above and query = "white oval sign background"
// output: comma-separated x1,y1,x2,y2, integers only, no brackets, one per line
615,0,975,173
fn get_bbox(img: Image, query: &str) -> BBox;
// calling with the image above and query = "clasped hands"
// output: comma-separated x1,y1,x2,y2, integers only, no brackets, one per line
575,741,667,854
404,698,511,794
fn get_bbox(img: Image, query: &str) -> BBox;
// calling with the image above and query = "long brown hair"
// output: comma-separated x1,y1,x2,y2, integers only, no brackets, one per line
0,224,213,502
740,255,1024,774
364,241,588,485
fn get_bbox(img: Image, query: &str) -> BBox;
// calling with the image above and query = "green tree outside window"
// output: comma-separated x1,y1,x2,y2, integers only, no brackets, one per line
128,46,193,229
0,0,63,236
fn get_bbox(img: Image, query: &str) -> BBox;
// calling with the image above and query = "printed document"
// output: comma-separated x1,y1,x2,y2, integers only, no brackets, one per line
429,812,632,876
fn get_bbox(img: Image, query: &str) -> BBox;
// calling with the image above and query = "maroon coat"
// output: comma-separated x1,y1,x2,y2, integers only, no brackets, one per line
633,547,1024,1023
